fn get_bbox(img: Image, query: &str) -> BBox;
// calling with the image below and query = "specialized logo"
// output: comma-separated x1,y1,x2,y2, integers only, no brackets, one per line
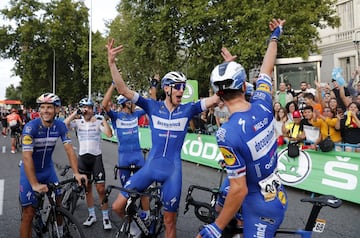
22,135,33,145
277,148,312,185
219,147,236,166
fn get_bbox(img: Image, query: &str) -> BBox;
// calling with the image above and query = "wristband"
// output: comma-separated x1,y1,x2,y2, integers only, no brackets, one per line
270,25,283,41
151,79,158,88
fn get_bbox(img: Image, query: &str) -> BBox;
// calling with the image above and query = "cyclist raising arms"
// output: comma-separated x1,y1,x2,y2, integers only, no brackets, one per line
19,93,87,238
107,38,219,238
198,19,288,238
64,98,113,230
7,107,22,153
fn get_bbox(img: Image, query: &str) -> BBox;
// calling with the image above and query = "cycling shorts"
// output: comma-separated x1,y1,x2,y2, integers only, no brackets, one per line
10,126,21,138
122,156,182,212
19,165,60,207
118,150,145,186
78,153,106,184
242,188,288,238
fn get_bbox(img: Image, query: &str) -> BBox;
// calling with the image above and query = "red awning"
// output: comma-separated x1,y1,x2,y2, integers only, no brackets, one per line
0,100,22,105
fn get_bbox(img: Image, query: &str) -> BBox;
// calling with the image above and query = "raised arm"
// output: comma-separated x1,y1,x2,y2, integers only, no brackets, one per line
260,19,286,76
106,38,134,100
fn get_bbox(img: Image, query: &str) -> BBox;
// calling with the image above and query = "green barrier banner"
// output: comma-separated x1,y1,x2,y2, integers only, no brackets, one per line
102,127,360,204
182,80,198,103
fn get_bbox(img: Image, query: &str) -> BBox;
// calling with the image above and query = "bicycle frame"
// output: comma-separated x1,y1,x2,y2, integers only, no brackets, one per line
103,184,164,237
185,183,342,238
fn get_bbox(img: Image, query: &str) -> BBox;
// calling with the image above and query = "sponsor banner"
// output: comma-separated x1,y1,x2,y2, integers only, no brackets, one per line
102,127,360,204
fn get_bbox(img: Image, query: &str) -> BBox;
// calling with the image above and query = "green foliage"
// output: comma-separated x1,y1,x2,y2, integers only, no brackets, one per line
0,0,340,103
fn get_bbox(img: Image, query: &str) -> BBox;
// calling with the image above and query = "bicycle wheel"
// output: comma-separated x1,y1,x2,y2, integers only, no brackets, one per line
113,218,131,238
150,210,164,237
61,187,80,214
47,206,85,238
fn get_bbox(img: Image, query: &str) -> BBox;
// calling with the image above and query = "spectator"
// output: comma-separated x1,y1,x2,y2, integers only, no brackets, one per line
273,101,281,118
304,92,323,114
299,105,321,149
274,107,289,146
312,107,341,150
1,109,9,136
285,101,298,122
329,97,338,112
283,110,303,143
286,83,296,97
205,107,217,135
295,81,310,110
335,102,360,152
214,101,230,128
330,78,351,112
346,68,360,97
274,82,293,107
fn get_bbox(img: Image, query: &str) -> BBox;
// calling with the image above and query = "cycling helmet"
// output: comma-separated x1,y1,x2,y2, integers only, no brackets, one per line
36,93,61,107
117,95,129,105
161,71,187,88
79,98,94,107
210,61,247,94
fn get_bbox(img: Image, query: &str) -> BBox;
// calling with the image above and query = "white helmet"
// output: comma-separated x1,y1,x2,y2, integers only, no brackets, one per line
117,95,129,105
161,71,187,88
210,61,247,94
36,93,61,107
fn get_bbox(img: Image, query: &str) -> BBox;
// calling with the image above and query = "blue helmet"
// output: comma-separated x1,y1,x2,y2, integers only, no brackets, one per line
36,93,61,107
117,95,129,105
245,82,254,96
79,98,94,107
161,71,187,88
210,61,247,94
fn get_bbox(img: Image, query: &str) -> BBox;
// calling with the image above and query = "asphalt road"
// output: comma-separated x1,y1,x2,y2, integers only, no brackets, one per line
0,134,359,238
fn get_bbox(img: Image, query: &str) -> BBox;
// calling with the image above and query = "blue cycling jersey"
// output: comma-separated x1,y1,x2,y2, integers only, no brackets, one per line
19,118,71,206
217,74,287,237
122,93,206,212
108,109,146,152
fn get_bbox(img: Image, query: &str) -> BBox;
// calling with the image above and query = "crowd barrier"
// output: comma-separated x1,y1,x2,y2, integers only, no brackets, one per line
102,127,360,204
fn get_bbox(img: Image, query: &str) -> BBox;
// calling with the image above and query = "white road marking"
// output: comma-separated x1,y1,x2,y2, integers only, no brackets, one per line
0,179,4,215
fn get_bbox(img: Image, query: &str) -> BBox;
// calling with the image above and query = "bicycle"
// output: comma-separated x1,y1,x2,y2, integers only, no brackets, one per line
58,165,87,214
29,178,86,238
184,179,342,238
102,184,164,238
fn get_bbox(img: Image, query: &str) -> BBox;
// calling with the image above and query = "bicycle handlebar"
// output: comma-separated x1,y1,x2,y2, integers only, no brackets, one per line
113,164,142,180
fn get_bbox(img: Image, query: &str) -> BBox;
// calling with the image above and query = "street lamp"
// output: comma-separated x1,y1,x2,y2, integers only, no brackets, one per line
353,30,360,67
53,49,56,94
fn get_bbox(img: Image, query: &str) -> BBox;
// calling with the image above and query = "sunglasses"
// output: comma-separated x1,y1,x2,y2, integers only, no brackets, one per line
170,83,186,91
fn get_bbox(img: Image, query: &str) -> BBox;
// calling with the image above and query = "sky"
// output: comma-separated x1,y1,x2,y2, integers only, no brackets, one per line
0,0,119,100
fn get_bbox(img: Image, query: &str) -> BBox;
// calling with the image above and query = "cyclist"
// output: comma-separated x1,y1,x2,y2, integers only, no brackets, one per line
19,93,87,238
64,97,113,230
198,19,288,238
106,38,219,238
6,107,22,153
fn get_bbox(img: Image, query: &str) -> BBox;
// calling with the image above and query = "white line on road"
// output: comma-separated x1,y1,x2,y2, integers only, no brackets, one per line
0,179,4,215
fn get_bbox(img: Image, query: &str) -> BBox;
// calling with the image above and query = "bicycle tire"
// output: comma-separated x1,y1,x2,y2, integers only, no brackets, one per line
47,206,85,238
113,218,131,238
61,187,80,214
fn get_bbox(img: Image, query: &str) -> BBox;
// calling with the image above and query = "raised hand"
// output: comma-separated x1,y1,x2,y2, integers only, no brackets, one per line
106,38,124,65
221,47,237,62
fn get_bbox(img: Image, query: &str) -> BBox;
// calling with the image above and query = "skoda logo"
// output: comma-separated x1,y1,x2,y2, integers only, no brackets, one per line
182,84,194,99
277,148,312,185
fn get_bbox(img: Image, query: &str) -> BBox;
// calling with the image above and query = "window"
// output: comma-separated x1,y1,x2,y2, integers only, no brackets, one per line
337,0,354,31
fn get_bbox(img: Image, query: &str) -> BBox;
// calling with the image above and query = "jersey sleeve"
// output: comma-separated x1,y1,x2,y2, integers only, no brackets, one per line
21,122,36,151
58,121,72,144
217,127,246,179
250,73,273,107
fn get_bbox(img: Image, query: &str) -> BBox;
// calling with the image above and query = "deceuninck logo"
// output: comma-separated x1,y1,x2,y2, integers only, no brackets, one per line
277,148,312,185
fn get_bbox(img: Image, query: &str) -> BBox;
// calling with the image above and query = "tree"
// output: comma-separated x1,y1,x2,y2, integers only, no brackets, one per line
0,0,93,106
108,0,340,97
5,84,22,100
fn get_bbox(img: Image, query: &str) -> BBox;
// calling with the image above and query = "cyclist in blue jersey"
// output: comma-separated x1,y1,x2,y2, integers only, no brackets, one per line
64,98,113,230
19,93,87,238
198,19,288,238
106,38,220,238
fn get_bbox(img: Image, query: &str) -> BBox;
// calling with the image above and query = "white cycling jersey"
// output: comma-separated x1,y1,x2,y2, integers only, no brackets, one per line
70,117,104,156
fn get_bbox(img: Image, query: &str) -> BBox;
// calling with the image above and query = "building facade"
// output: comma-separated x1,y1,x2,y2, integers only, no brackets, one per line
318,0,360,83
